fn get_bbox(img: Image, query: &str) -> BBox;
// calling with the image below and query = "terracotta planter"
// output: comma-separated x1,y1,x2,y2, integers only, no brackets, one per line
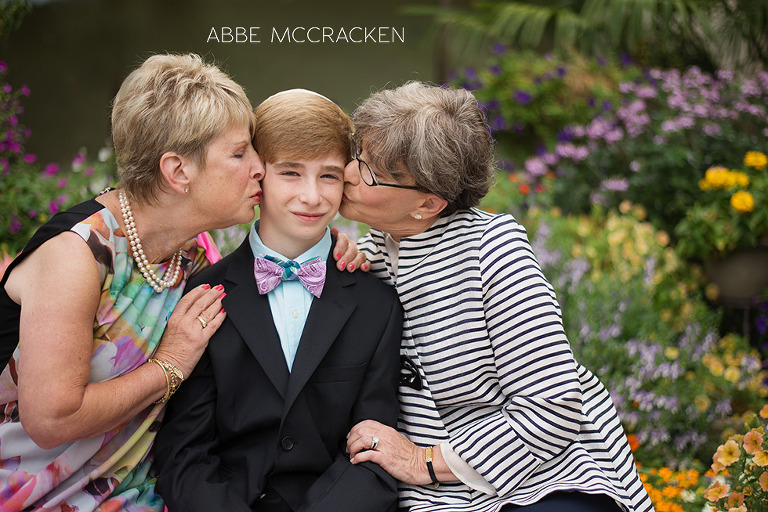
704,246,768,306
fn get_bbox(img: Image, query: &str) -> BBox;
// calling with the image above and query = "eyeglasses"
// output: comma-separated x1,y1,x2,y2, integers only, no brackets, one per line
352,146,422,191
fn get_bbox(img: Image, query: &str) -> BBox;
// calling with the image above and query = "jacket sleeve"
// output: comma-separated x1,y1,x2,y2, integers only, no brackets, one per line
447,215,583,497
154,349,252,512
298,291,403,512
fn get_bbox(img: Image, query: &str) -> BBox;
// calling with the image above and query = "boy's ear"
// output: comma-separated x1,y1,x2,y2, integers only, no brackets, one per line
414,193,448,220
159,151,191,195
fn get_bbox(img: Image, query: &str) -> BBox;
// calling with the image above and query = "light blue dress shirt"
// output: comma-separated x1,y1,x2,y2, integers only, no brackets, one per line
248,222,331,371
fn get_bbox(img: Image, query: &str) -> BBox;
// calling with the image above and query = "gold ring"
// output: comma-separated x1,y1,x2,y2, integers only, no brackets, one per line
196,315,208,328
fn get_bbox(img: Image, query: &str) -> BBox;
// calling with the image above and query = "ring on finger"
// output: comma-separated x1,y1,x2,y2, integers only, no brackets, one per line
371,435,379,450
196,315,208,329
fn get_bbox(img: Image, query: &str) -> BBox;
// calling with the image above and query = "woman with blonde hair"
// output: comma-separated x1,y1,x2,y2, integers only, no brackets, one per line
0,54,358,511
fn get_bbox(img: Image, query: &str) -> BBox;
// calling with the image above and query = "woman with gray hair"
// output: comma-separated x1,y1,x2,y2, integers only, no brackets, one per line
0,54,360,512
344,82,652,512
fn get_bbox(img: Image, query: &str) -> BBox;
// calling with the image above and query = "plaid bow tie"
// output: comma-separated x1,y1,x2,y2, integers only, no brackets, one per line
253,255,326,298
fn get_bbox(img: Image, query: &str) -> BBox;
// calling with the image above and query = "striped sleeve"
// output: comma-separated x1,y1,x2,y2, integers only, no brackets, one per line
448,215,583,497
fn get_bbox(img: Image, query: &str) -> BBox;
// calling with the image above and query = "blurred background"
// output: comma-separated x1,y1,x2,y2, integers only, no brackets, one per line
0,0,461,165
3,3,768,508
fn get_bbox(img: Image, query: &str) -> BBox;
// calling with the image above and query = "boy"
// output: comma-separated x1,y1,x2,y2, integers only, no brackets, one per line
155,90,403,512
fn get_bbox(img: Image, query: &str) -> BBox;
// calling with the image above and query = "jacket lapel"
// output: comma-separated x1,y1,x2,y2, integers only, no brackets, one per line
223,240,289,398
283,253,356,412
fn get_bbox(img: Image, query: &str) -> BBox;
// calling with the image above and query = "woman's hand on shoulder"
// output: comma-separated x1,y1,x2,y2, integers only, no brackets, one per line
330,228,369,273
153,283,227,377
347,419,432,485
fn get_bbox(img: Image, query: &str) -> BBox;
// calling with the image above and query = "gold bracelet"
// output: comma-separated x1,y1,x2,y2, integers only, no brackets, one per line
148,358,184,404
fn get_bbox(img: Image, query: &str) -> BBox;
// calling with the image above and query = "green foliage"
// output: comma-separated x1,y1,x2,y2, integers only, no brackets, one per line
0,62,117,257
525,205,768,468
411,0,768,72
675,151,768,261
0,0,31,40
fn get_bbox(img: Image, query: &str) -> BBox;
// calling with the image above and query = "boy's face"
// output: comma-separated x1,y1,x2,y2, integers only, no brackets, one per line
257,153,346,259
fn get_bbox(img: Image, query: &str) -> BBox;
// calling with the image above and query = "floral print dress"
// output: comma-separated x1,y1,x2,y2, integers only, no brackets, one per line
0,198,209,511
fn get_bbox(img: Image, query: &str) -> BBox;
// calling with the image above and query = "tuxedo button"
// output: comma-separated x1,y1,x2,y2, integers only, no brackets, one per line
281,436,294,450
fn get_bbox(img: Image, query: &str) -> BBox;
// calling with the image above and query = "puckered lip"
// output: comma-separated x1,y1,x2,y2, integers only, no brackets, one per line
250,191,262,204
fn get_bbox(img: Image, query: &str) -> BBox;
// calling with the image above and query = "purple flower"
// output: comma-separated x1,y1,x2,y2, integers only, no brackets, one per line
84,166,94,177
23,154,36,163
491,42,506,55
524,157,548,176
489,115,508,131
600,177,629,192
28,209,37,219
44,162,59,176
20,84,30,96
490,65,501,76
9,214,21,233
2,84,10,94
8,114,17,126
556,66,566,78
57,177,68,189
513,90,532,105
0,61,7,73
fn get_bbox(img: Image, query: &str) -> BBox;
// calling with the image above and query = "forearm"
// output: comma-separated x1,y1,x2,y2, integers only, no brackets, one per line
20,360,167,448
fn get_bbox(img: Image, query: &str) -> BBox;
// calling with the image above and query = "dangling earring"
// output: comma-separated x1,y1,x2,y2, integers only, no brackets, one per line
184,186,189,194
414,213,422,220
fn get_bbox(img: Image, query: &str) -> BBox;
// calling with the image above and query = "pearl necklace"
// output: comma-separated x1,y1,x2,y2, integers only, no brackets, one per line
119,190,183,293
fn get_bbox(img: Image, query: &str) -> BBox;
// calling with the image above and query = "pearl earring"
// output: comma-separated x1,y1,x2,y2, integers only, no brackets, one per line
414,213,422,220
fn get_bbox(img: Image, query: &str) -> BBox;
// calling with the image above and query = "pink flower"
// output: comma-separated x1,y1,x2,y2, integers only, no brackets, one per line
2,84,10,94
0,61,7,73
43,163,59,176
23,154,36,163
56,177,68,189
20,84,30,97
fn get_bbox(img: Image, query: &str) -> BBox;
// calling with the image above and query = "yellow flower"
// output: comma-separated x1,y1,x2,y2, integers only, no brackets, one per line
754,450,768,466
745,150,768,170
664,347,679,360
729,171,750,188
704,480,730,501
728,506,746,512
695,394,712,412
619,199,633,214
705,282,720,302
655,230,670,247
702,166,731,189
760,470,768,491
716,439,741,466
724,366,741,383
730,190,754,214
743,428,764,455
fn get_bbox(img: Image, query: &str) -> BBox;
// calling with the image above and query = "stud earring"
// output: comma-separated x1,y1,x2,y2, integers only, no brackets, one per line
184,186,189,194
414,213,422,220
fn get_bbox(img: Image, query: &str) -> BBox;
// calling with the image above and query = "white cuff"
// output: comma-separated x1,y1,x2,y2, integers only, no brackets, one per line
439,442,496,496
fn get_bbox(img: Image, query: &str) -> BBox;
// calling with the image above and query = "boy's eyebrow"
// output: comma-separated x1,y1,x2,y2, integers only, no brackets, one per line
272,161,304,169
322,165,344,174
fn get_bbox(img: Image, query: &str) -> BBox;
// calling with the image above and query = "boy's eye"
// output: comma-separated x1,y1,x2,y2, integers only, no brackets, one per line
322,173,342,180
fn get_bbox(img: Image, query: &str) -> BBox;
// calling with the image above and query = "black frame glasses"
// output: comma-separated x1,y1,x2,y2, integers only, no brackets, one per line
352,147,422,191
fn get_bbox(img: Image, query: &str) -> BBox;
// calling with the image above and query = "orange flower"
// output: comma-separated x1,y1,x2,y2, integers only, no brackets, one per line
518,183,531,196
743,429,764,455
760,404,768,419
716,440,741,466
759,470,768,491
728,491,745,507
754,450,768,466
704,480,730,501
626,434,640,452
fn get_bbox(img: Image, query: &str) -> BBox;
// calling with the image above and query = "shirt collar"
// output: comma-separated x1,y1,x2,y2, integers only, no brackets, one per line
248,220,331,263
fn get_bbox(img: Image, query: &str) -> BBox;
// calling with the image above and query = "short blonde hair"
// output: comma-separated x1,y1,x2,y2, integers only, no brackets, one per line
352,81,495,216
253,89,353,164
111,53,255,203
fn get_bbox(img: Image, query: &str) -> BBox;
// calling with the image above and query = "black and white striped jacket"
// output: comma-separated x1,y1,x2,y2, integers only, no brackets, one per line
359,208,653,512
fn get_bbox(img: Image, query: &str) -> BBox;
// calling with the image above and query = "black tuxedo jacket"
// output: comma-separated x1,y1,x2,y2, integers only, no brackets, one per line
154,237,403,512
